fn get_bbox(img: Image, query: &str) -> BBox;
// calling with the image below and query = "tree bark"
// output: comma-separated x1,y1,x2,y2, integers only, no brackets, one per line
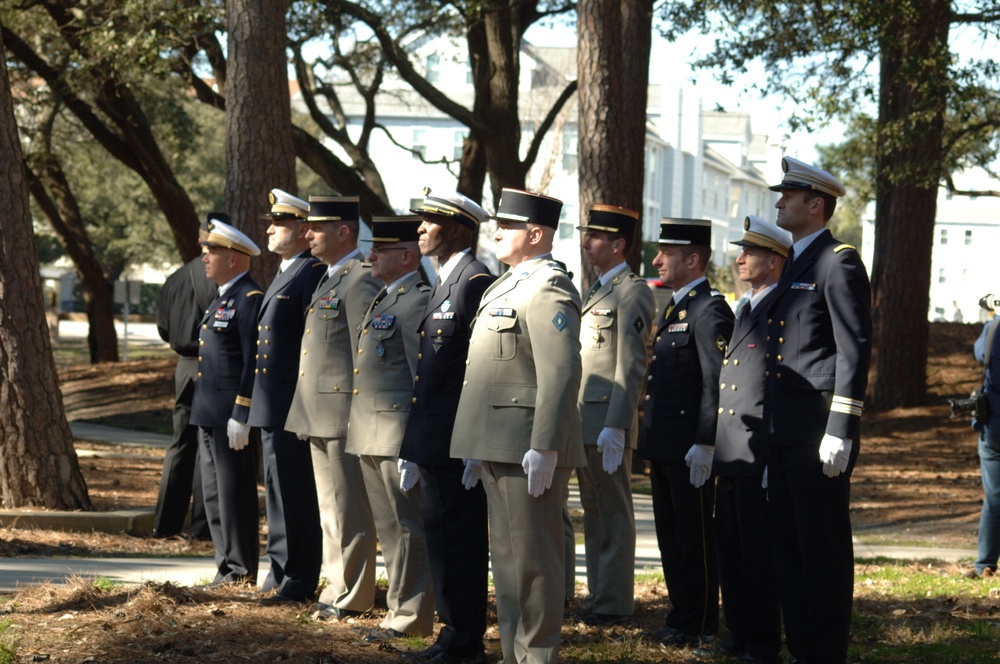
225,0,297,287
0,22,90,509
870,0,951,408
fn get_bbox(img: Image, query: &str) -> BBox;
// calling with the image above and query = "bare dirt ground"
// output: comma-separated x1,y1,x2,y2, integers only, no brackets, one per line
0,322,994,663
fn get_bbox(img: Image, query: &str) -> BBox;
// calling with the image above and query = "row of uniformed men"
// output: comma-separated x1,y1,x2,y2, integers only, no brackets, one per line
186,154,870,664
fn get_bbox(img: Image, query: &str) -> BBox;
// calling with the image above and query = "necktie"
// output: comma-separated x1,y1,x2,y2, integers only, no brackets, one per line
780,246,796,280
737,301,751,323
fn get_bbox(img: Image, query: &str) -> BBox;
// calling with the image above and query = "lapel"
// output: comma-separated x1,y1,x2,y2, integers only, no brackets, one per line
657,279,705,335
481,258,545,309
780,229,831,289
262,251,309,311
310,251,363,309
365,271,421,329
427,252,474,313
201,273,249,326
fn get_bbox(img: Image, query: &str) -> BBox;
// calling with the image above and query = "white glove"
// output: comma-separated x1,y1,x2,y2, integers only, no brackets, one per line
397,458,419,492
521,449,558,497
295,432,309,441
596,427,626,474
819,433,852,477
227,418,250,451
761,465,768,490
462,459,483,490
684,444,714,488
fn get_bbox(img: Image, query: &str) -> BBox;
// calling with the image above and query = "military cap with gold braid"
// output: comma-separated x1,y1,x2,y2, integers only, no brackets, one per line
731,215,792,257
769,156,847,198
411,187,489,230
200,213,261,257
262,188,309,220
308,195,360,222
369,215,422,243
577,204,639,237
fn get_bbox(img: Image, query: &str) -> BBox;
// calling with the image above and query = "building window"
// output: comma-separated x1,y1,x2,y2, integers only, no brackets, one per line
938,268,946,284
426,54,440,84
453,130,467,161
562,130,578,171
966,229,973,245
412,129,427,160
940,229,948,245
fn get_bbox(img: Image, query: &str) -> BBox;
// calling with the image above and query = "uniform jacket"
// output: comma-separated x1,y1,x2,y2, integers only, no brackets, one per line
577,268,654,447
762,229,872,446
451,257,586,468
713,292,778,477
284,252,381,439
190,273,264,428
247,251,326,429
640,278,734,463
399,253,495,466
156,257,217,357
345,270,430,457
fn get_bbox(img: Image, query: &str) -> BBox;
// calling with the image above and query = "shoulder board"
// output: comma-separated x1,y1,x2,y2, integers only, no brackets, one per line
246,290,264,297
833,244,857,254
469,273,492,280
629,273,644,283
417,283,432,292
546,261,568,274
710,289,725,298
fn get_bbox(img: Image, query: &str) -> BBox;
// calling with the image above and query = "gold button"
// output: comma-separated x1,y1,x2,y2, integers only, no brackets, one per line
734,359,739,366
303,349,307,355
651,355,657,361
265,325,270,331
648,375,653,381
353,388,359,395
255,354,259,360
202,324,207,330
358,348,363,354
306,328,310,334
463,381,468,387
645,394,651,401
300,370,304,376
309,308,314,314
731,385,737,390
602,395,608,401
333,386,340,392
393,404,399,410
766,353,770,359
720,383,726,390
198,356,203,362
257,325,262,331
264,354,269,360
777,354,783,362
418,353,423,360
415,376,420,382
256,340,261,346
265,340,270,345
200,340,204,345
718,407,723,414
780,321,785,327
723,358,728,365
255,368,259,374
197,372,202,378
656,336,661,343
364,329,369,335
767,318,772,325
778,337,784,344
729,409,735,415
263,368,268,374
511,398,518,403
437,329,443,335
764,371,769,378
354,368,359,374
412,397,418,404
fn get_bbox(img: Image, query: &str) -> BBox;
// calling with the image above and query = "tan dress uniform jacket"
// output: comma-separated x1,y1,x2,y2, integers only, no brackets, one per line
575,268,653,617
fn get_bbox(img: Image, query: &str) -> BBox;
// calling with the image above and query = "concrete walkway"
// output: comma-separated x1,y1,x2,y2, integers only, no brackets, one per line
0,422,977,593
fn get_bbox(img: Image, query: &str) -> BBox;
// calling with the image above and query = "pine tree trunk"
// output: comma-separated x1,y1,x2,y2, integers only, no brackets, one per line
0,22,90,509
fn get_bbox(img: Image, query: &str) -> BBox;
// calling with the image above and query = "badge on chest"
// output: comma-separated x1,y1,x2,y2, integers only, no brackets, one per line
213,300,236,330
372,314,395,330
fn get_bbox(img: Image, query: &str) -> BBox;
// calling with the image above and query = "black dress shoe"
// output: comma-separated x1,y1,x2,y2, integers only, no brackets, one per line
363,627,404,643
312,603,364,621
578,612,630,626
427,651,487,664
403,645,447,661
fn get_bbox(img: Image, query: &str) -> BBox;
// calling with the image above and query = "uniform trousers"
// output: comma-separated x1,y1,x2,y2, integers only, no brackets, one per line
577,445,635,616
153,357,208,538
648,460,719,637
309,436,377,611
260,427,322,600
359,454,435,635
420,463,489,657
715,475,780,660
484,462,571,664
199,425,260,584
766,443,857,664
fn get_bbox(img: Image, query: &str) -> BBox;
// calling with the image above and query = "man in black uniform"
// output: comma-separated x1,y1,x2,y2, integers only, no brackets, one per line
398,189,495,664
153,253,216,540
249,189,325,603
640,218,734,649
701,215,791,663
190,215,264,585
763,157,871,663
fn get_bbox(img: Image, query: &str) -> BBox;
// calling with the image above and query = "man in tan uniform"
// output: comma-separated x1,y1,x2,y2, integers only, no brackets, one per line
284,196,380,620
346,215,434,641
452,188,585,664
574,205,653,625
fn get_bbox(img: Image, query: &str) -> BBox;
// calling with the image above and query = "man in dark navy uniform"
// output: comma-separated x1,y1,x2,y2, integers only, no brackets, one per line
398,189,495,664
249,189,325,603
701,216,791,663
153,254,216,540
640,218,734,649
190,214,264,585
763,157,872,663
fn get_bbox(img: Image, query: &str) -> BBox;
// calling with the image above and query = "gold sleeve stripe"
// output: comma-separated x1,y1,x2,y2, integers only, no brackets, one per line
833,244,857,253
235,396,252,407
831,395,864,416
247,290,264,297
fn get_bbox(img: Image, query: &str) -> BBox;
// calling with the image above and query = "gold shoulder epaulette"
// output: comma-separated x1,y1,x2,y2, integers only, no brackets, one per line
833,244,857,253
246,290,264,297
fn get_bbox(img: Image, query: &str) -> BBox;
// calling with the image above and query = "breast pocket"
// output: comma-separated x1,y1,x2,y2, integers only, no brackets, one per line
484,315,518,360
370,325,399,365
585,313,615,351
317,307,345,342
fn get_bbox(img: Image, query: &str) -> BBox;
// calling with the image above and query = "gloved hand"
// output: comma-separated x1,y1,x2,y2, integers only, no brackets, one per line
819,433,852,477
596,427,626,474
462,459,483,490
684,443,714,488
521,449,558,497
397,458,419,492
761,465,769,490
227,418,250,451
295,432,309,442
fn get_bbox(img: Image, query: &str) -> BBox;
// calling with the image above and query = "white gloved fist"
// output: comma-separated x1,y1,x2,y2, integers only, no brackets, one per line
397,458,419,492
761,465,769,490
295,432,309,442
596,427,626,474
462,459,483,490
684,443,714,488
819,433,852,478
227,418,250,451
521,449,558,497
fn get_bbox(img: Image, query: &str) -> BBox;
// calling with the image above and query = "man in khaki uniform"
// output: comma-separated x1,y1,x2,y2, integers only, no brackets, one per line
346,215,434,641
285,196,380,620
452,188,585,664
574,205,654,625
